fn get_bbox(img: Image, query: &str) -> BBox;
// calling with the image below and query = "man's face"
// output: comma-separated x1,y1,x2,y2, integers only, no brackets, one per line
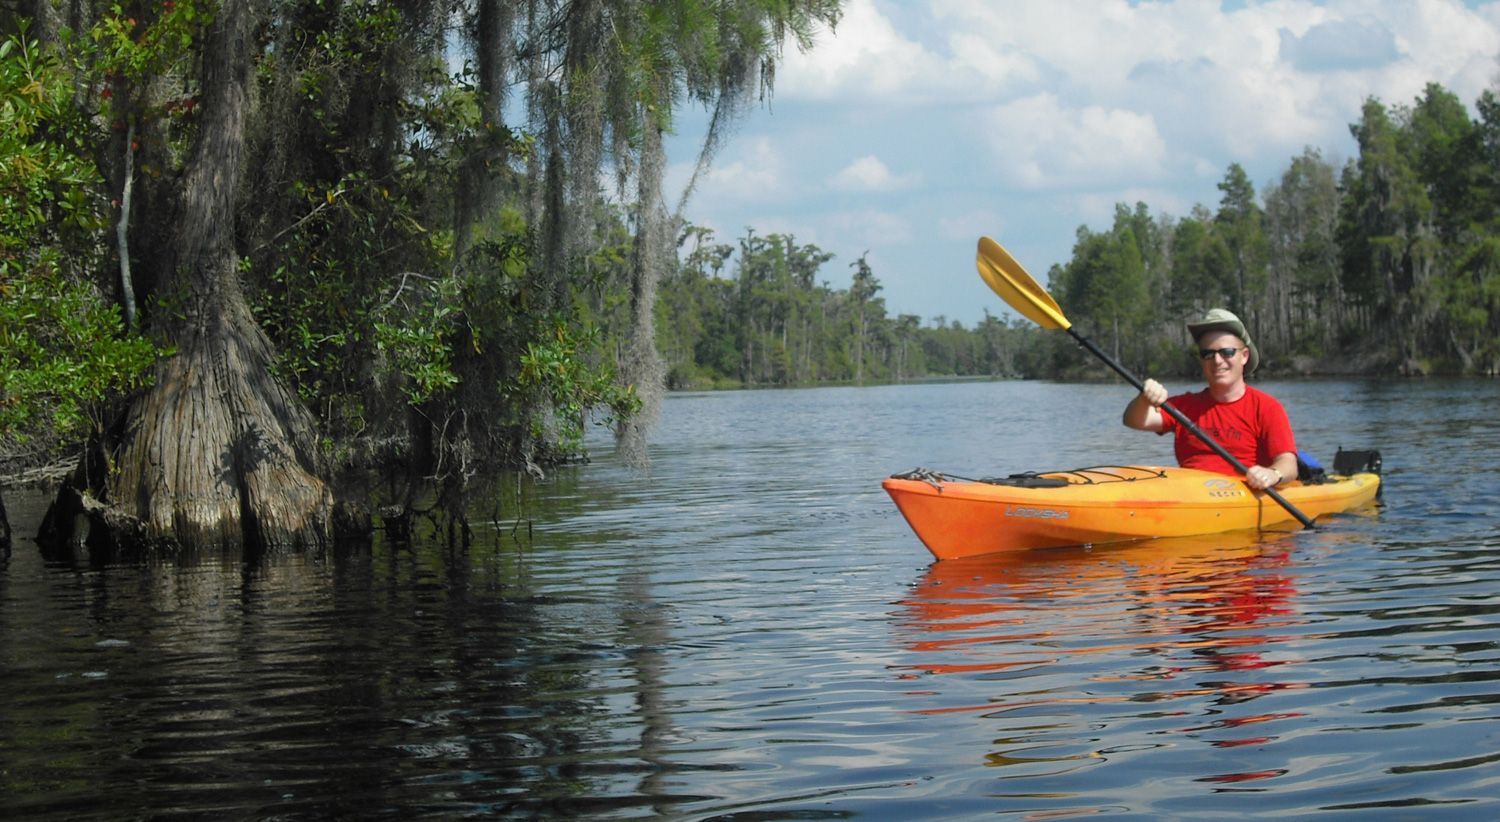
1197,330,1248,387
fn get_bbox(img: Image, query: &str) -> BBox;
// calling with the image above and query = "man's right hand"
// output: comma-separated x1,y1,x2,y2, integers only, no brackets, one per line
1140,378,1168,408
1123,379,1168,432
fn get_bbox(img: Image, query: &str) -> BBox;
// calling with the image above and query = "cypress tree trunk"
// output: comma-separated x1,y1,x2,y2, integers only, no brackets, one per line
615,105,668,467
18,0,61,44
45,0,330,552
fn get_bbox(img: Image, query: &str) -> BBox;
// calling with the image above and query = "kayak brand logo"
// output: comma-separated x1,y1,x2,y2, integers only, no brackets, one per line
1004,506,1069,520
1203,477,1246,498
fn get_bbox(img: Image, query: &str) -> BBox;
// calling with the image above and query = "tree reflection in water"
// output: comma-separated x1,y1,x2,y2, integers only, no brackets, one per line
2,516,695,821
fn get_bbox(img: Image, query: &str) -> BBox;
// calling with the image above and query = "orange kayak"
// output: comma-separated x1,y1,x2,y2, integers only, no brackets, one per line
884,465,1381,560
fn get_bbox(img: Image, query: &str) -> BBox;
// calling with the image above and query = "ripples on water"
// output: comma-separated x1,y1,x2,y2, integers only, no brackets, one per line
2,379,1499,820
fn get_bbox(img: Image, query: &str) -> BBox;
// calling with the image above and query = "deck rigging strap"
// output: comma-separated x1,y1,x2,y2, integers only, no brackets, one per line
1048,466,1167,484
890,466,1167,488
889,469,1076,488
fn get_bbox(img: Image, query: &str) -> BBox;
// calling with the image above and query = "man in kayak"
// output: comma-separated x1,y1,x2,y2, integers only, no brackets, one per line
1123,308,1296,491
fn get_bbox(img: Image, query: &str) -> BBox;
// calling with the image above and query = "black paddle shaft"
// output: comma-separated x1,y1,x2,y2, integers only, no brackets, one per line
1067,328,1317,530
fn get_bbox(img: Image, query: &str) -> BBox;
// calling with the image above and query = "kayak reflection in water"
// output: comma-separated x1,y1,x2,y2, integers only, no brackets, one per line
892,532,1311,712
1123,308,1297,493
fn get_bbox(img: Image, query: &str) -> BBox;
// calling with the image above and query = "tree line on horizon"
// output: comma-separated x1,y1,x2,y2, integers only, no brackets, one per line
650,226,1037,387
1045,80,1500,381
655,80,1500,387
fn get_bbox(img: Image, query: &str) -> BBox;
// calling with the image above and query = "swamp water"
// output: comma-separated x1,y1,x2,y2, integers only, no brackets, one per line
2,378,1499,820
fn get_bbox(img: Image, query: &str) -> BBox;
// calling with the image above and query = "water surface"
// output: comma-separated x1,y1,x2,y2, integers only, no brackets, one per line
3,378,1498,820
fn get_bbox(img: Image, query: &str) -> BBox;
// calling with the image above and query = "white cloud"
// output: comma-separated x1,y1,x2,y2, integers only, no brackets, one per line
778,0,973,100
933,0,1500,162
946,31,1048,93
829,155,921,191
776,0,1500,156
694,137,785,202
827,209,914,246
986,94,1166,188
1370,0,1500,101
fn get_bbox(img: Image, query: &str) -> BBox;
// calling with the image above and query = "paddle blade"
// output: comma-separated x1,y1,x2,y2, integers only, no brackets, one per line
976,237,1071,330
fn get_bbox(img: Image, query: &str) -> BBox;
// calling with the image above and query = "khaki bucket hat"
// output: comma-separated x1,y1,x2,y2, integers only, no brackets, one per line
1187,308,1258,374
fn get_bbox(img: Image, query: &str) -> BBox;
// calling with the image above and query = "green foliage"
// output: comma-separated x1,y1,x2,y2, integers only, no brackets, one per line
1169,207,1233,313
371,273,461,405
655,225,1043,384
454,225,640,461
1047,204,1165,375
0,39,100,241
85,0,210,156
232,0,679,473
249,171,449,433
0,269,160,446
1215,163,1269,315
90,0,209,81
0,31,161,457
242,0,477,448
505,318,640,454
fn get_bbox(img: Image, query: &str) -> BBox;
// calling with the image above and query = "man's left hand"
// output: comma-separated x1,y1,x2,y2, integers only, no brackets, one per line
1246,465,1281,491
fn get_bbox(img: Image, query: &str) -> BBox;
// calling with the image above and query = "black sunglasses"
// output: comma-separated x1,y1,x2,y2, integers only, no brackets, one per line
1198,347,1241,360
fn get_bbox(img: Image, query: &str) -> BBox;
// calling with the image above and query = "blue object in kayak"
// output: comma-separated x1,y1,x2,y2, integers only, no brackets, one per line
1297,450,1326,483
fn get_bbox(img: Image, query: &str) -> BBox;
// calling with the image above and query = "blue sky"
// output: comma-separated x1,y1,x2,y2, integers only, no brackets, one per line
661,0,1500,325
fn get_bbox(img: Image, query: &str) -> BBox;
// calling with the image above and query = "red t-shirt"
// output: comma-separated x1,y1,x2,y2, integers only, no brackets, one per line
1159,385,1297,475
